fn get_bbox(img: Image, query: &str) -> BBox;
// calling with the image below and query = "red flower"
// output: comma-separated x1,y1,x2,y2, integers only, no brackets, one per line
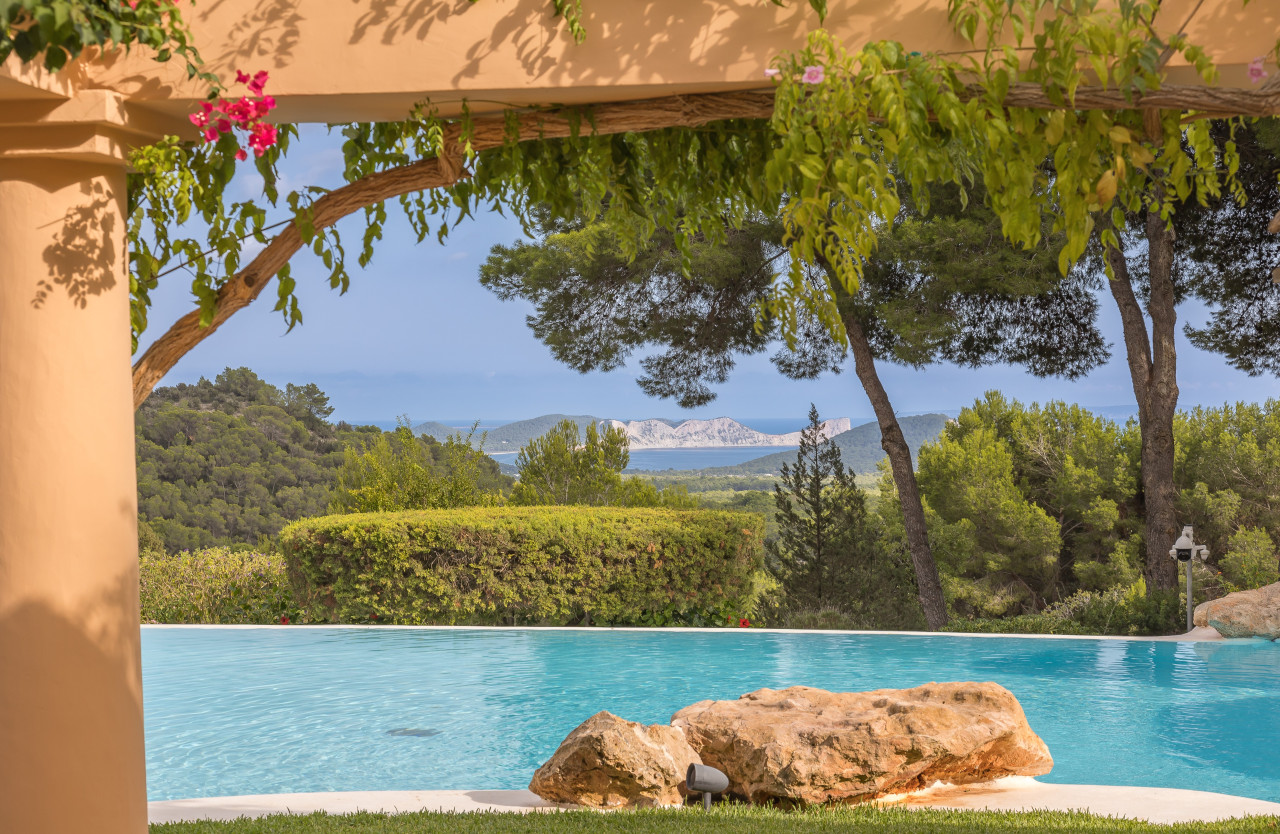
738,618,750,628
280,616,290,625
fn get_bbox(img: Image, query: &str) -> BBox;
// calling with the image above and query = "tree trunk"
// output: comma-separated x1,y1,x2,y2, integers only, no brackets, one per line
1104,210,1179,592
842,313,949,630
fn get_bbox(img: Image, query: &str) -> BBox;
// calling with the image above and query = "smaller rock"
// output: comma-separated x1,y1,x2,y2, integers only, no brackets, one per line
529,711,701,808
1194,582,1280,639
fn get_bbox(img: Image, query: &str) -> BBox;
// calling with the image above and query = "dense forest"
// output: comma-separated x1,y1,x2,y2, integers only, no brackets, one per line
136,368,509,552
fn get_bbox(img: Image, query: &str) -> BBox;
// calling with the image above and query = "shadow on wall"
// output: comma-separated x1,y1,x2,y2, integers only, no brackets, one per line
0,568,146,833
34,176,119,310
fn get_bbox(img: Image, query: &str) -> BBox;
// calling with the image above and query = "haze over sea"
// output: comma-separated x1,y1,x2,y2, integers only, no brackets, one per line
466,417,816,472
489,446,801,471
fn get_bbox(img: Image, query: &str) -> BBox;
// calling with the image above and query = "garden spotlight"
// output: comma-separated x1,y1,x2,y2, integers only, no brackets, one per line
686,763,729,810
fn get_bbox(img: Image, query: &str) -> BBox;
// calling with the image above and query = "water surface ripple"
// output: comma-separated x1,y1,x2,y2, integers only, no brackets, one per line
141,628,1280,802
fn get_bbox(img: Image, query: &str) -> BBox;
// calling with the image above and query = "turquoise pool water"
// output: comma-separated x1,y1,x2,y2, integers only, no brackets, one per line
141,628,1280,802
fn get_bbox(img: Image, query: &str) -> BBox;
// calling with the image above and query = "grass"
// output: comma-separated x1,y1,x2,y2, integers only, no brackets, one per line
151,805,1280,833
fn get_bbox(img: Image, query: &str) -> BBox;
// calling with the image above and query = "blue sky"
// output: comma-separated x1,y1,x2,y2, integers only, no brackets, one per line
135,126,1280,426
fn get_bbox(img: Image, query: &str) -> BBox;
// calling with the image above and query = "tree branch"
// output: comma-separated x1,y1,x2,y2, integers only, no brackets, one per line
131,80,1280,407
1103,235,1153,411
131,90,776,407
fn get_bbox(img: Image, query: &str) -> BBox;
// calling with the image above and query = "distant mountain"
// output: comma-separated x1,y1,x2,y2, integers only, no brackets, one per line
415,414,851,454
412,420,458,440
415,414,601,453
698,414,950,475
604,416,850,449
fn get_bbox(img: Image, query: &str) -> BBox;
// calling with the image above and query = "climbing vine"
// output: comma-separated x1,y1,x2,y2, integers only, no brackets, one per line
0,0,211,80
758,0,1254,344
13,0,1270,390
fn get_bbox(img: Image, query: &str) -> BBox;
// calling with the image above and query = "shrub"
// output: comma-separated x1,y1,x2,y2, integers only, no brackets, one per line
139,548,298,624
280,507,765,626
944,580,1182,636
1220,526,1280,591
942,614,1092,635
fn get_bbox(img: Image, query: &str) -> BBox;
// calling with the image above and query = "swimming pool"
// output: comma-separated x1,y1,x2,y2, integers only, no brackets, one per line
141,628,1280,803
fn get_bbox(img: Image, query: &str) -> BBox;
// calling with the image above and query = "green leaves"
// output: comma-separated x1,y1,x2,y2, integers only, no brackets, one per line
1,0,216,89
116,0,1245,366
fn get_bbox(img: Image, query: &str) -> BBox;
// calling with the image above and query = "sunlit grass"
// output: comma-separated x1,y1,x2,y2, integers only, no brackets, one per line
152,804,1280,833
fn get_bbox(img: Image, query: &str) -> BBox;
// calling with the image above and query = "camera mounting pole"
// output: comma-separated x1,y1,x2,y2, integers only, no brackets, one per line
1169,526,1210,633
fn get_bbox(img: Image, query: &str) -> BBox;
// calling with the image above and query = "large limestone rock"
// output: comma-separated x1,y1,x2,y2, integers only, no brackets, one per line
529,711,701,808
1194,582,1280,639
670,683,1052,806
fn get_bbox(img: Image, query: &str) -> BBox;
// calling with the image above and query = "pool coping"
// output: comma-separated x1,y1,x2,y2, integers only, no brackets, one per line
147,780,1280,825
140,624,1248,642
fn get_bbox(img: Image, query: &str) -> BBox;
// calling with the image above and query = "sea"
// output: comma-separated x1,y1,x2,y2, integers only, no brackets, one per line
488,446,798,472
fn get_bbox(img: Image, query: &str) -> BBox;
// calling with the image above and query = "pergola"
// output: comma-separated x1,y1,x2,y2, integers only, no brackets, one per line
0,2,1274,832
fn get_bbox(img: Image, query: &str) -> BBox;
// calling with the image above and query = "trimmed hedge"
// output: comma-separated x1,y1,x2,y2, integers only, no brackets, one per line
280,507,765,626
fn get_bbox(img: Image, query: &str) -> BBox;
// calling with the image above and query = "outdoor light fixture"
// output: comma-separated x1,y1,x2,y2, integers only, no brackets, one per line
686,763,729,809
1169,525,1209,632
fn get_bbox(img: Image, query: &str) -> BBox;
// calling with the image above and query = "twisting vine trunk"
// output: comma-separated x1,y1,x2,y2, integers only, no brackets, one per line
130,79,1280,408
1104,209,1179,592
130,90,778,408
841,311,949,630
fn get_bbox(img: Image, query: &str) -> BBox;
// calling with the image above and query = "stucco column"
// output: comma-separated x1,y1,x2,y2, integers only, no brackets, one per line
0,158,146,833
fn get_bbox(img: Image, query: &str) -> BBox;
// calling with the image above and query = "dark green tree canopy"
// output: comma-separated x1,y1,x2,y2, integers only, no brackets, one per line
1175,120,1280,375
480,190,1109,408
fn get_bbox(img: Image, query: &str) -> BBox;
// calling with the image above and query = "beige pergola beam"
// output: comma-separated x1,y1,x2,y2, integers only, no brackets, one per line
0,3,1276,833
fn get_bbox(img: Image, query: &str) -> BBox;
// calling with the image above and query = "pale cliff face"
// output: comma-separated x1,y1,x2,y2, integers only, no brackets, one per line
603,417,850,449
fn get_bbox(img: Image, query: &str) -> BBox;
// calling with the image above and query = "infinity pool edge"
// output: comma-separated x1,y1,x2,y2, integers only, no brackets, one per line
140,623,1244,642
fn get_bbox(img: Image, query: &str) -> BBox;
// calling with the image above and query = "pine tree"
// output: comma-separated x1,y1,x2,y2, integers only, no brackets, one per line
768,404,901,619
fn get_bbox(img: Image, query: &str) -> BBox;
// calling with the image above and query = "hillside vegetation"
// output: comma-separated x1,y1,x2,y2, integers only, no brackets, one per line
414,414,600,453
136,369,507,553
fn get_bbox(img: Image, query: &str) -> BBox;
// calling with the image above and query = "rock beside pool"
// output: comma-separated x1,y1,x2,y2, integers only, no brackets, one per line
529,711,701,808
670,682,1052,806
1194,581,1280,639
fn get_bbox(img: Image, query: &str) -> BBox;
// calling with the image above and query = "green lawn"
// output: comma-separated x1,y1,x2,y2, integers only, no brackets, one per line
151,806,1280,833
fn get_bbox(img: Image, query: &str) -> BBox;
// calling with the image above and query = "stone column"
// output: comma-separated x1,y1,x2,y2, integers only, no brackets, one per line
0,105,147,832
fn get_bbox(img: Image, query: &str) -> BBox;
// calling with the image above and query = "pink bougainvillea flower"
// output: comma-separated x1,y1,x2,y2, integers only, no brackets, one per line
248,122,279,157
801,65,825,84
764,68,781,78
127,0,139,8
1249,57,1269,84
190,70,278,157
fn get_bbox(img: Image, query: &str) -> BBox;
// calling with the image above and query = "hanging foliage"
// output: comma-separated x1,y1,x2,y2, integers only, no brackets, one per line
117,0,1278,405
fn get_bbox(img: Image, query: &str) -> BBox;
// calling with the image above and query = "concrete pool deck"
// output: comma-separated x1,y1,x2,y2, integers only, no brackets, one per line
148,780,1280,825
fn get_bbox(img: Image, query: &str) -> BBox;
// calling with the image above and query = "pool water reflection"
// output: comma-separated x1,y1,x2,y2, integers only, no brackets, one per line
141,628,1280,802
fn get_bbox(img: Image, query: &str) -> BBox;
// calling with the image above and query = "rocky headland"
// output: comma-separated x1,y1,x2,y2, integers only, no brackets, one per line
603,416,850,450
